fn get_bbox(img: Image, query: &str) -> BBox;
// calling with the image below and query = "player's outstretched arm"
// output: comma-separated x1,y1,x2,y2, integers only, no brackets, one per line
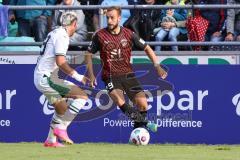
85,51,97,88
56,55,89,85
144,45,168,79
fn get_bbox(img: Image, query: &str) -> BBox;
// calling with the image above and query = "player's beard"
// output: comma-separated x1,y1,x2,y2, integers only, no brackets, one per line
107,23,118,32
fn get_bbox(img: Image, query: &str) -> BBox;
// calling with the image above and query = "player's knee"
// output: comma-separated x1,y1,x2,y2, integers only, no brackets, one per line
116,99,125,107
76,91,88,100
139,105,148,111
134,100,148,111
81,93,88,100
77,94,88,101
136,100,148,110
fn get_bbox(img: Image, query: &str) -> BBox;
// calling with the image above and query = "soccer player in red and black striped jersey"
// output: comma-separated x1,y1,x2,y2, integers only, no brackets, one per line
85,6,168,132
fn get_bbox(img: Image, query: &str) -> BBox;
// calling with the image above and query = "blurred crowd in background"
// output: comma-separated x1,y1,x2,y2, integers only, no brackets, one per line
1,0,240,51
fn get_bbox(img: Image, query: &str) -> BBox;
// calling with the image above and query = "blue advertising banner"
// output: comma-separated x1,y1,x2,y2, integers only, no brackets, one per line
0,65,240,144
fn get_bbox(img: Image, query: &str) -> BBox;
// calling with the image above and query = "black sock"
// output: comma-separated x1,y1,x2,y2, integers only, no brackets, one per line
120,103,148,128
134,111,148,128
140,111,147,123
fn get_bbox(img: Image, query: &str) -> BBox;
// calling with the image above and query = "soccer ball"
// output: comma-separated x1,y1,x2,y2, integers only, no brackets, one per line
129,127,150,145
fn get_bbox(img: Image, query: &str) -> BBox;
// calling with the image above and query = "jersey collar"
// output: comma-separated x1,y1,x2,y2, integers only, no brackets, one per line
106,26,122,36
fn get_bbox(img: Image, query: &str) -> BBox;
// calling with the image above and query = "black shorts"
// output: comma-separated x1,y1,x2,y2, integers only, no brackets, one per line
104,73,144,101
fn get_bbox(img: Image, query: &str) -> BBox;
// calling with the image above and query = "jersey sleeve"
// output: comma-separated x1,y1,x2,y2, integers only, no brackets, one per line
55,34,69,56
132,32,147,50
87,32,100,54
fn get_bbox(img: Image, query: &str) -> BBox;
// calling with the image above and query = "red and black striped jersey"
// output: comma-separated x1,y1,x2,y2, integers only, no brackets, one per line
88,27,147,80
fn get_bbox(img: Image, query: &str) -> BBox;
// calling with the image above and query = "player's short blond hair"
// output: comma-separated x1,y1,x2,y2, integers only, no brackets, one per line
60,11,78,27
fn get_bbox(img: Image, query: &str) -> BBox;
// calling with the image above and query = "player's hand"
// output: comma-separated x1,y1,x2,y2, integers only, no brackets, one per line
155,65,168,79
159,68,168,79
89,75,97,88
81,76,90,85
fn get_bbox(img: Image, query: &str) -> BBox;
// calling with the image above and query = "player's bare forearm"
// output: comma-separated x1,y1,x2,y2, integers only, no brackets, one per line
56,55,75,76
85,52,97,87
144,45,159,65
56,55,89,84
85,52,95,77
144,45,168,79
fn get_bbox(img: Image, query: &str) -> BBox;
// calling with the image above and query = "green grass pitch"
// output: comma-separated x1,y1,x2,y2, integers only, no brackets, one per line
1,143,240,160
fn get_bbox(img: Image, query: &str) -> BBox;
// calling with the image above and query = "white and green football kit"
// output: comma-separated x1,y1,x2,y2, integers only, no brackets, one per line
34,27,74,104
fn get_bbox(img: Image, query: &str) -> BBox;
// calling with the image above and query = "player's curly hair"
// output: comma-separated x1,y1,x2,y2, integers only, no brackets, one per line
60,11,78,27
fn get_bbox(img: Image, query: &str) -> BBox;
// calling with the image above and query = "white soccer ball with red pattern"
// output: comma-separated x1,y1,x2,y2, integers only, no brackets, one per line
129,127,150,145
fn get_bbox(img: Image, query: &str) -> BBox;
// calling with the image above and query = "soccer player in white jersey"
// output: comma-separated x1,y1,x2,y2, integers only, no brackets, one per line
34,12,89,147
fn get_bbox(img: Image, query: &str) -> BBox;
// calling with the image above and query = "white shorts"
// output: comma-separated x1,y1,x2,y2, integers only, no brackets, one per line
34,73,74,104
